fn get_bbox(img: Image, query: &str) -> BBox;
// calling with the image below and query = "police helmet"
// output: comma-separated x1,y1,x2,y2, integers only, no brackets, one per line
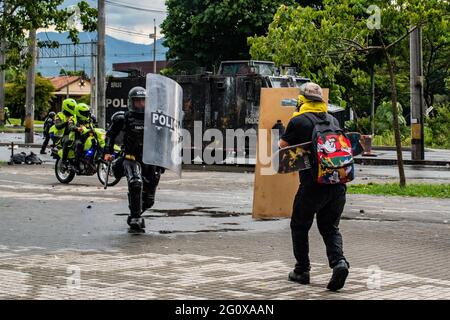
75,103,91,123
62,98,77,116
127,86,147,113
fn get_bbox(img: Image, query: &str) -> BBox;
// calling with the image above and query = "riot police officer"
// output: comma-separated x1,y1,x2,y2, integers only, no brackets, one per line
55,98,78,169
104,87,163,232
40,111,56,154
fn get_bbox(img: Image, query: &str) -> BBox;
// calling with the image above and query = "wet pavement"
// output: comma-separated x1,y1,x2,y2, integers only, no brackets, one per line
0,164,449,299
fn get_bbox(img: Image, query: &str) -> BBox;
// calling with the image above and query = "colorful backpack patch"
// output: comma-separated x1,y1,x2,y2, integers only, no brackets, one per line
304,113,355,184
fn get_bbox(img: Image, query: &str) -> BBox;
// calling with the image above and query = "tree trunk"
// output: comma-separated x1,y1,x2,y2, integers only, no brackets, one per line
384,49,407,187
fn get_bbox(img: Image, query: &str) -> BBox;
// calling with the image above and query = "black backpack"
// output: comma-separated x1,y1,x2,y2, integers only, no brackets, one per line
25,152,43,165
10,152,27,164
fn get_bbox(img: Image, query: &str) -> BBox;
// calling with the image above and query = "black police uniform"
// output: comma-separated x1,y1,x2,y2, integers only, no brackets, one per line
105,91,162,229
41,113,55,153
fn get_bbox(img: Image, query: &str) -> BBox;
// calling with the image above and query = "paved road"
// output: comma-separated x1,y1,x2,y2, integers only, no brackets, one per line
0,165,449,299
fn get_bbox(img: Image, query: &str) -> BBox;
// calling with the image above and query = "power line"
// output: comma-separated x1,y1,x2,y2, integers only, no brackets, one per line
105,0,167,14
106,26,150,38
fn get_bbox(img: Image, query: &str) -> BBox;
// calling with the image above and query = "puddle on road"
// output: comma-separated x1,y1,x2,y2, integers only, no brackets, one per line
158,228,247,234
114,206,250,218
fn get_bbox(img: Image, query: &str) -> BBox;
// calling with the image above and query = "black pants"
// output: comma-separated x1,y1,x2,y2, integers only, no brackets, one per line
291,183,348,273
123,159,161,218
41,132,51,152
61,136,74,163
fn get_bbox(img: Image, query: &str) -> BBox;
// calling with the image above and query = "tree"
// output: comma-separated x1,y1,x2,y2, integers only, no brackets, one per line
422,11,450,108
161,0,297,71
59,68,88,79
0,1,97,70
0,1,96,126
5,74,55,123
249,0,449,187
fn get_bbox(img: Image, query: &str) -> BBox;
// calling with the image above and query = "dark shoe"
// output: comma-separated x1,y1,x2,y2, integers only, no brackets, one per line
288,270,310,285
127,217,145,232
327,260,349,292
40,150,47,155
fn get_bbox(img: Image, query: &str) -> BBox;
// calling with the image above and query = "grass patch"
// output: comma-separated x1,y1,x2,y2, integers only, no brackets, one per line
6,118,44,125
0,126,44,133
348,183,450,198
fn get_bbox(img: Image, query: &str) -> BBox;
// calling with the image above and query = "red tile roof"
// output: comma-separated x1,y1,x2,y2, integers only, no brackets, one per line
48,76,81,91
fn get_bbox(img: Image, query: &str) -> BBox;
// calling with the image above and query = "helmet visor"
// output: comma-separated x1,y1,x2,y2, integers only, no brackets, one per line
129,97,146,113
78,109,91,120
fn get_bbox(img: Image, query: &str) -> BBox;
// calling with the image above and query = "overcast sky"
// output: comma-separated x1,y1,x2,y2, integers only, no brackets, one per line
43,0,168,44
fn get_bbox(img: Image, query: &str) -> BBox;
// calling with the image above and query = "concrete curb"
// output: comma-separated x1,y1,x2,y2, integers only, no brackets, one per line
0,142,42,148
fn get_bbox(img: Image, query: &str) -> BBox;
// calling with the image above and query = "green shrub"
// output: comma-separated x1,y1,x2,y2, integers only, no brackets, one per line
425,103,450,149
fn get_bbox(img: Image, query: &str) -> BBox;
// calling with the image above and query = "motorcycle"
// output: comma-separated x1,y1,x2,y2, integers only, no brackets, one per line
52,124,123,186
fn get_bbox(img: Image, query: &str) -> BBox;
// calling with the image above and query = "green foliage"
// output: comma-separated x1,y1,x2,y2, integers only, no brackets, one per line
374,101,407,135
372,131,411,147
345,116,371,135
4,75,55,121
425,103,450,149
248,0,449,107
0,1,97,70
76,94,91,106
161,0,295,70
348,183,450,198
345,100,408,137
59,69,89,79
159,67,175,77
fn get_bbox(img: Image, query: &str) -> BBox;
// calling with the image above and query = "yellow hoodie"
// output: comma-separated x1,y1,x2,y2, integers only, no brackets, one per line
291,95,327,119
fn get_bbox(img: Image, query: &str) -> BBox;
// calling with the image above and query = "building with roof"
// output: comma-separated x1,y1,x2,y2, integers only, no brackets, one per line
48,76,91,111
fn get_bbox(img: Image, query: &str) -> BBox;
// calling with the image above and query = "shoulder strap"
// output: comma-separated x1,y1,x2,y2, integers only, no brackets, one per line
303,112,330,127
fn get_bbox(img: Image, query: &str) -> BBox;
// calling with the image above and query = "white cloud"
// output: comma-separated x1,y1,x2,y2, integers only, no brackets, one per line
105,0,167,44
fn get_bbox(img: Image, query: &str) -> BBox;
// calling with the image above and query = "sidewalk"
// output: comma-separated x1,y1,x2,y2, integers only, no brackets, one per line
0,165,449,299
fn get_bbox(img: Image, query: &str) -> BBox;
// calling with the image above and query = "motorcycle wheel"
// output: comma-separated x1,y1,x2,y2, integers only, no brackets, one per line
55,158,75,184
97,161,121,187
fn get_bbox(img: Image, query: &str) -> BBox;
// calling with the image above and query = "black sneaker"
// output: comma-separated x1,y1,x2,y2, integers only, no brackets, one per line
128,217,145,233
327,260,349,292
288,270,310,285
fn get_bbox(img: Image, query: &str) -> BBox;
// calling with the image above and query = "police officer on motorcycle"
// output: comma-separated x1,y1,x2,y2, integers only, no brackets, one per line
104,87,163,232
55,98,78,170
73,103,92,172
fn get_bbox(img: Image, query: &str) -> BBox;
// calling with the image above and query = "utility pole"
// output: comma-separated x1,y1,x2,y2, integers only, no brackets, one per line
0,37,5,126
410,27,425,160
25,29,37,144
90,41,97,113
0,1,6,126
97,0,106,128
150,19,157,74
370,66,375,136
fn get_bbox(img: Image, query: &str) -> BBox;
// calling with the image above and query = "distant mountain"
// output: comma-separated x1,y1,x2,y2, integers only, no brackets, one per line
37,32,168,77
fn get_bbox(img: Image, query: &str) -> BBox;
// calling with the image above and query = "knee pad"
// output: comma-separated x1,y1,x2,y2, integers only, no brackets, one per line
129,177,142,193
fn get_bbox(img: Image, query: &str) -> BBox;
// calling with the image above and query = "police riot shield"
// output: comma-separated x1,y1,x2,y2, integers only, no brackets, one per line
143,74,183,177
